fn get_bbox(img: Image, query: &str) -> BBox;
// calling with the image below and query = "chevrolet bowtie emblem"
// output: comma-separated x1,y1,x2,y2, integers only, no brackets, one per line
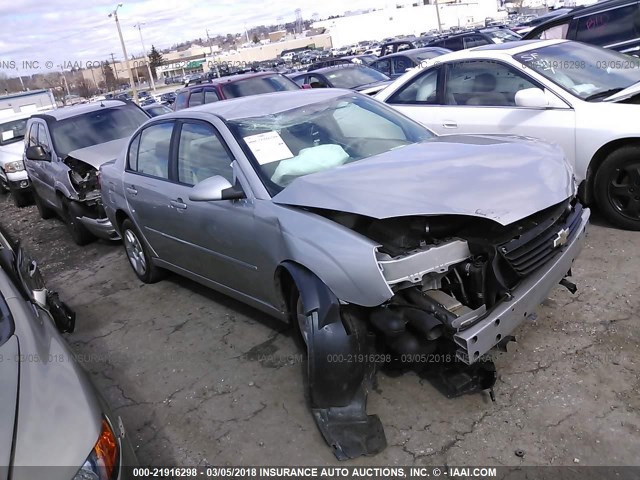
553,228,570,248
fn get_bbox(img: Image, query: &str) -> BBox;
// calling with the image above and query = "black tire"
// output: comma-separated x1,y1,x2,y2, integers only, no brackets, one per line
12,190,32,208
594,146,640,231
121,219,165,283
34,192,55,219
0,174,8,194
62,199,96,245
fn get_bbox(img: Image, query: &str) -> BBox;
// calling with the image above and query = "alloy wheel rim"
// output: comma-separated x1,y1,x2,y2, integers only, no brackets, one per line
124,229,147,276
608,162,640,220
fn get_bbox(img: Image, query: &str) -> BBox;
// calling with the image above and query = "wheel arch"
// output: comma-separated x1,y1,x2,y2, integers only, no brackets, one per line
583,137,640,205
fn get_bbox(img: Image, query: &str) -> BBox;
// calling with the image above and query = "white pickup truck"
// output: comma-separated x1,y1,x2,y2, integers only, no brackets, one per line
0,112,33,207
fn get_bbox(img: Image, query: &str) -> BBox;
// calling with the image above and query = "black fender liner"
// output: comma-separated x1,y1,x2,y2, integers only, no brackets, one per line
281,261,387,460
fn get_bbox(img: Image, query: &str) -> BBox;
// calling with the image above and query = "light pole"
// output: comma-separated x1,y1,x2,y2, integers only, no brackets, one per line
134,22,156,91
109,3,139,104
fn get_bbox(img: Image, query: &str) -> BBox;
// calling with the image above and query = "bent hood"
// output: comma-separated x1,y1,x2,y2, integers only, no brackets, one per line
66,137,129,169
273,134,574,226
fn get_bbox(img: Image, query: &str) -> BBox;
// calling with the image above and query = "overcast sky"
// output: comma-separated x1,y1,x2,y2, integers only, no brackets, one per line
1,0,388,74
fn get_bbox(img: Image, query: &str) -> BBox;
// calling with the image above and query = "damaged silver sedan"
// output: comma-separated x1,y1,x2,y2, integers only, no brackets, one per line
100,89,589,459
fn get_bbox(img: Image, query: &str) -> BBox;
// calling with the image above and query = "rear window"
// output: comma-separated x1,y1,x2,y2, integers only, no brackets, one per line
221,75,299,99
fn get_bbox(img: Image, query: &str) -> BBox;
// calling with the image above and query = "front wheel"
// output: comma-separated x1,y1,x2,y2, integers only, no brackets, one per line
594,146,640,231
121,219,165,283
12,190,32,208
62,199,96,245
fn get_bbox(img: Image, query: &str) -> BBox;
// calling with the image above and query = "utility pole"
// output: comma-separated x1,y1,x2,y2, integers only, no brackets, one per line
134,22,156,91
110,53,120,82
435,0,442,32
206,29,220,78
109,3,138,104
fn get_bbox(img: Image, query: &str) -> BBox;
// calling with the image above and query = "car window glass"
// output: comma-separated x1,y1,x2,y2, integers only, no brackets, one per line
174,91,189,110
27,123,38,147
387,68,439,104
333,102,404,140
177,122,233,185
538,22,570,40
443,37,464,50
293,76,306,87
392,57,413,75
188,90,204,108
37,124,51,153
204,89,220,104
445,60,536,106
463,35,489,48
372,59,391,75
573,5,640,46
127,134,141,171
133,122,173,178
308,75,328,88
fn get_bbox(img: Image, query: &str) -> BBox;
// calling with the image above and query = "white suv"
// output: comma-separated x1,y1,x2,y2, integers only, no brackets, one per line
0,112,33,207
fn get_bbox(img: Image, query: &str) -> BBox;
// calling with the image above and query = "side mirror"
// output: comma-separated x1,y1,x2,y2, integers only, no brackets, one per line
25,145,50,161
515,87,549,108
189,175,246,202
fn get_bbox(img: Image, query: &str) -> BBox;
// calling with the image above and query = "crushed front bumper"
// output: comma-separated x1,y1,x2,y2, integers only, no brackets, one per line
78,216,121,241
454,206,590,364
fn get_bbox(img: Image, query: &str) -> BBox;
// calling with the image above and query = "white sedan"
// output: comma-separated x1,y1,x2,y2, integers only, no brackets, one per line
376,39,640,230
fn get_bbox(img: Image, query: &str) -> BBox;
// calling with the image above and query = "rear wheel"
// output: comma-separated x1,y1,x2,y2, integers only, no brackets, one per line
594,146,640,231
62,199,96,245
121,219,165,283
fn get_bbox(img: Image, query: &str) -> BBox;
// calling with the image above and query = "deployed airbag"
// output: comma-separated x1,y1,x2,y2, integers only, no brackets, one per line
272,144,350,185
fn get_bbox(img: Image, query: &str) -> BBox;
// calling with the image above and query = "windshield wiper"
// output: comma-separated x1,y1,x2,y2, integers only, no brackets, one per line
585,88,623,102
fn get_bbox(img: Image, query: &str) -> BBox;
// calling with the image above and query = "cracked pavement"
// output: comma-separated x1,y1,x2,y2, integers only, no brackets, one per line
2,195,639,467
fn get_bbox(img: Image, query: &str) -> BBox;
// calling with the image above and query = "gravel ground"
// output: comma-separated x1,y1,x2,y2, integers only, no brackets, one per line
2,191,639,468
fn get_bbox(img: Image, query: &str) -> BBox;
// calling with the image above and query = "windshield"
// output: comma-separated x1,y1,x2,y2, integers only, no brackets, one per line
227,94,433,194
0,118,28,146
323,66,390,89
513,42,640,100
221,75,299,99
50,104,149,157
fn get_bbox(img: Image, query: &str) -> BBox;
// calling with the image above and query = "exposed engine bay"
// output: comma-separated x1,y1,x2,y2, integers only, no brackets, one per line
297,199,585,460
64,157,101,202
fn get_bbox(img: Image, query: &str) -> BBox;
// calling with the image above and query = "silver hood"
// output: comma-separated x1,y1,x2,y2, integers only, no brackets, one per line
273,134,574,226
66,137,129,169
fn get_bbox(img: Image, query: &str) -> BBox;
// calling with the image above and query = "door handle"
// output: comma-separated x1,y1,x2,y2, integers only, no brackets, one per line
169,198,187,210
443,121,458,129
126,186,138,195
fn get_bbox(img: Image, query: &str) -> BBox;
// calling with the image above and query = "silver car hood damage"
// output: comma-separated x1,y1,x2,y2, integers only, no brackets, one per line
65,137,129,170
273,134,574,226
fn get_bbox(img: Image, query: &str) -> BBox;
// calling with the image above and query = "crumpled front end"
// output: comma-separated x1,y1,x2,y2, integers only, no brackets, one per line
297,198,589,460
64,156,119,241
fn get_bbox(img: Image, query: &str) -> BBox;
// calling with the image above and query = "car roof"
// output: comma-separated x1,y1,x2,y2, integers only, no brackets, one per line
30,100,129,121
308,64,372,74
178,72,282,91
0,111,35,123
525,0,628,35
431,39,567,59
376,47,451,60
170,89,353,121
